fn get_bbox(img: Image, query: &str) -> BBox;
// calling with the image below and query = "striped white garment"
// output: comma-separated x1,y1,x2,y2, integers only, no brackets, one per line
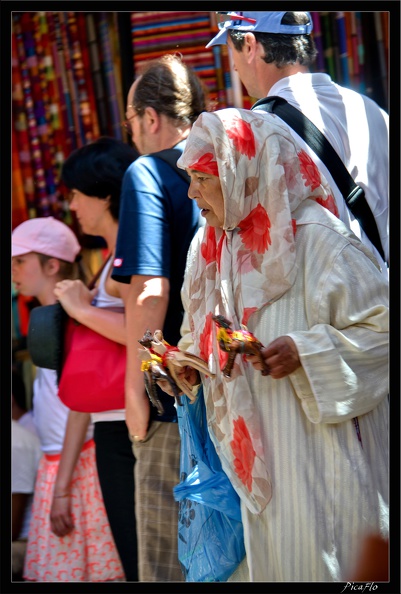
178,105,389,581
236,203,389,581
181,200,388,582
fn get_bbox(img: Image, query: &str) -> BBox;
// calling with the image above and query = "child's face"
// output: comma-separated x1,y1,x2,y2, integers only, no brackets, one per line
12,253,46,297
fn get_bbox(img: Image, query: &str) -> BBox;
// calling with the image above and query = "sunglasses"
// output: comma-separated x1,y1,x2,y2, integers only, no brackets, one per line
216,12,257,29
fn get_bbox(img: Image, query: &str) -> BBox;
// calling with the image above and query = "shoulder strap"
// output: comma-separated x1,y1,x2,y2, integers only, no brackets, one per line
87,253,112,290
152,148,190,184
251,96,385,262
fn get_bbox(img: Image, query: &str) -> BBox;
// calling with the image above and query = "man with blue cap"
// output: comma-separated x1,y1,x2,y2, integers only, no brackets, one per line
207,11,389,276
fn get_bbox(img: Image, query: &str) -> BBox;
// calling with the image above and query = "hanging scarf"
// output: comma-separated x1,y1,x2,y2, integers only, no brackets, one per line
177,108,338,514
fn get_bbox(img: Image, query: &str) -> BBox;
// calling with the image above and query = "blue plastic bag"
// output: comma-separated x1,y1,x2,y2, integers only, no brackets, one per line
174,386,246,582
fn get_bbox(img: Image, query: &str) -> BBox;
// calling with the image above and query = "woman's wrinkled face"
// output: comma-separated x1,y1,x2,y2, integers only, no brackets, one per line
186,169,225,228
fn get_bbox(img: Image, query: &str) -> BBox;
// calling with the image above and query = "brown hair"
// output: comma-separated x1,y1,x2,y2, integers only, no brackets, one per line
36,253,88,283
133,54,208,127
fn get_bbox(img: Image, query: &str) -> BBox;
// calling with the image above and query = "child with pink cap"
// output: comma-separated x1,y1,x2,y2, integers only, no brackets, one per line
12,217,124,582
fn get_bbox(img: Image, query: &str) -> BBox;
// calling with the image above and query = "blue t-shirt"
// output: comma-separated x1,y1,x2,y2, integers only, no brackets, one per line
112,141,200,422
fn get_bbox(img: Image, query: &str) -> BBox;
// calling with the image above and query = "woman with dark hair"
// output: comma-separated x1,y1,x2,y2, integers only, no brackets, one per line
60,136,136,221
54,137,140,581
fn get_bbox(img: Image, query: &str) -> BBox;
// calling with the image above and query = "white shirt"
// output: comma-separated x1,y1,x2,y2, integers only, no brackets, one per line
17,410,38,437
12,420,42,539
32,367,93,454
262,72,389,273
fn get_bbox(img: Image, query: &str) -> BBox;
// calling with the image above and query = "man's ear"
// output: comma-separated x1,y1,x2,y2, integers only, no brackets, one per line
143,106,160,134
243,32,258,63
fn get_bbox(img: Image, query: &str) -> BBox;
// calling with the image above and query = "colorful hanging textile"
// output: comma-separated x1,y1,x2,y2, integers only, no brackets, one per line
64,11,96,146
98,13,123,139
12,126,29,228
46,12,75,157
86,12,110,136
11,11,388,232
11,11,126,226
109,13,127,136
36,13,67,180
13,13,55,218
131,11,220,108
12,29,36,222
76,11,100,139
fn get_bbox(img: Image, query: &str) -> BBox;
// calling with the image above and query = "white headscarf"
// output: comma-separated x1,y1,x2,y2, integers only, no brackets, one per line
178,108,339,514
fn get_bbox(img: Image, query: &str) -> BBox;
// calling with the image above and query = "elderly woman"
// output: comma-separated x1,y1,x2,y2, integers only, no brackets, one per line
172,108,389,582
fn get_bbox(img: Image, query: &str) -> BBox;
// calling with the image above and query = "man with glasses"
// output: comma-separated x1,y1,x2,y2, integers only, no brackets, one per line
207,11,389,275
111,54,207,582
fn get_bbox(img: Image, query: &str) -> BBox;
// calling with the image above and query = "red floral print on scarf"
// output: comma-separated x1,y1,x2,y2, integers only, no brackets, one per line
238,204,271,254
298,149,321,191
189,153,219,176
226,117,256,159
201,226,217,265
315,194,339,218
283,160,299,190
199,312,228,369
231,416,256,492
242,307,258,327
199,313,215,362
283,219,297,246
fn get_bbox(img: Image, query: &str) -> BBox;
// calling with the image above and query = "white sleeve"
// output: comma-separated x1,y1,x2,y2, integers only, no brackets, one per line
288,243,389,424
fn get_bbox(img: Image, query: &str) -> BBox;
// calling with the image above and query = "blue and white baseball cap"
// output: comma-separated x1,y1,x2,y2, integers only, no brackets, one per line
206,11,313,48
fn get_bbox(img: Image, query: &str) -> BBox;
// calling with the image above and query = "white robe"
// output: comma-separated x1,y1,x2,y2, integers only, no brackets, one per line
181,203,389,582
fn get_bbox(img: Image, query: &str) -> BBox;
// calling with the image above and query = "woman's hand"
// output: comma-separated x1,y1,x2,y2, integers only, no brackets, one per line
50,494,75,537
54,279,97,319
247,336,301,379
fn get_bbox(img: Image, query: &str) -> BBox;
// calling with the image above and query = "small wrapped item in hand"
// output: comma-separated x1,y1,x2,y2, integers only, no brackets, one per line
138,330,215,410
212,314,270,377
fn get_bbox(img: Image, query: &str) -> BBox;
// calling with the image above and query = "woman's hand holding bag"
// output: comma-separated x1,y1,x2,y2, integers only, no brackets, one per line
28,255,127,413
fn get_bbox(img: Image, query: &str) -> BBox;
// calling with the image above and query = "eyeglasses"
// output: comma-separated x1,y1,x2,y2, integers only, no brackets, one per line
121,112,138,135
216,12,257,29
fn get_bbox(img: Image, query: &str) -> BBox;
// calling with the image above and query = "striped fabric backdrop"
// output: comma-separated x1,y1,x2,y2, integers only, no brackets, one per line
130,11,221,110
12,11,389,228
11,11,127,226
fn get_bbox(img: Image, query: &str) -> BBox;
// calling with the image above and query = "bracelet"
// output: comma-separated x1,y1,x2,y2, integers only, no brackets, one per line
53,493,70,499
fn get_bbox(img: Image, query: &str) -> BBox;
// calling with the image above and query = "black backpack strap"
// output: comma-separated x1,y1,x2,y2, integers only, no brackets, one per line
252,96,385,262
152,148,190,184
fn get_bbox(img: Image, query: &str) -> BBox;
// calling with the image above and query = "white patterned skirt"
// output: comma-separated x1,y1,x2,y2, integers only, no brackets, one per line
23,439,124,582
